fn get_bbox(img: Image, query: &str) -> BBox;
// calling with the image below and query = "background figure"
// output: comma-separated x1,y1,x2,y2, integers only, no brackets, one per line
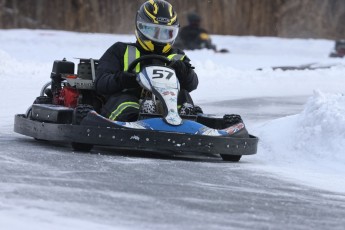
174,12,229,53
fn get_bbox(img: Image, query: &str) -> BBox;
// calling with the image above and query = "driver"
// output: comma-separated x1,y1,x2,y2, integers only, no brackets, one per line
95,0,198,122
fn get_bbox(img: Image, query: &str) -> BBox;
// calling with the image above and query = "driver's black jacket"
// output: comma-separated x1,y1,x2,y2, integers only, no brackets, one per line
95,41,198,96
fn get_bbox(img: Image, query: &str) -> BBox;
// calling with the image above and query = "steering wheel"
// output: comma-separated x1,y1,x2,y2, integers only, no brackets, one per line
127,54,173,73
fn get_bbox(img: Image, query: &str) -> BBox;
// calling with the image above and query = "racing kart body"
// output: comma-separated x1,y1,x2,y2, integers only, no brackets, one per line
14,55,258,162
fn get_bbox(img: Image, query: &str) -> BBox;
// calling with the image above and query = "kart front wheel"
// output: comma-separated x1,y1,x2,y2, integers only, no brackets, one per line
220,154,242,162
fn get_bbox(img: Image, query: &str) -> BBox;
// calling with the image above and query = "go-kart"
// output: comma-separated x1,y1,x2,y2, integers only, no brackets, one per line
14,55,258,162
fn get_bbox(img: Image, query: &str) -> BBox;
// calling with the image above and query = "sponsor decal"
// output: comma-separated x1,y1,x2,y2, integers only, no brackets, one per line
223,123,245,135
162,91,175,96
197,127,222,136
157,17,170,23
122,122,147,129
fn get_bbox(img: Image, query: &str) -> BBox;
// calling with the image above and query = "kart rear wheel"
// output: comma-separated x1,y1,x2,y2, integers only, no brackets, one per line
220,154,242,162
71,142,93,152
73,104,94,125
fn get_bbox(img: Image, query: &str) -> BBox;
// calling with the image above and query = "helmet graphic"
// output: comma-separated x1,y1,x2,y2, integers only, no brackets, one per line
135,0,179,53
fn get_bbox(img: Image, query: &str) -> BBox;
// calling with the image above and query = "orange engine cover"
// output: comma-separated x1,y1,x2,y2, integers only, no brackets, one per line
62,87,79,108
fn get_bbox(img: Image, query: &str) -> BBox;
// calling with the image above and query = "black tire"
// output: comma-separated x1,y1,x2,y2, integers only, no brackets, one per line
220,154,242,162
34,96,52,104
26,106,33,119
73,104,94,125
71,142,93,152
223,114,243,127
72,105,94,152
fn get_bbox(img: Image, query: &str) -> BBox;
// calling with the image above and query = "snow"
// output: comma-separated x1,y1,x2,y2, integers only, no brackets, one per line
0,208,115,230
252,90,345,193
1,29,345,228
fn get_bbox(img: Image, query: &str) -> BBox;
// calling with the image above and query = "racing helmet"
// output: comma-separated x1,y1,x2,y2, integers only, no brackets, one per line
135,0,179,54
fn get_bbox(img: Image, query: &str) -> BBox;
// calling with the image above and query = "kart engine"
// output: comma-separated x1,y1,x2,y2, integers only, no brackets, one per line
55,85,79,108
50,58,77,107
49,58,97,108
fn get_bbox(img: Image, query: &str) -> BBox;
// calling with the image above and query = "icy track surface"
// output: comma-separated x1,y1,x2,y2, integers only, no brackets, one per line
1,29,345,229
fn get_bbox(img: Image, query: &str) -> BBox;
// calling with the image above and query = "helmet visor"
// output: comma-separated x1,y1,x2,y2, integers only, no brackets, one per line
137,21,179,43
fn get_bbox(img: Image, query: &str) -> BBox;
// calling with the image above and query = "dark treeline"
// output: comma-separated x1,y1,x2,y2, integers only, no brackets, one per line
1,0,345,39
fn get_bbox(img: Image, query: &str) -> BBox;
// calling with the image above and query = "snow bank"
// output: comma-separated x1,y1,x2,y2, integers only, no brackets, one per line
0,48,51,123
0,48,50,79
0,49,16,77
254,91,345,192
297,91,345,158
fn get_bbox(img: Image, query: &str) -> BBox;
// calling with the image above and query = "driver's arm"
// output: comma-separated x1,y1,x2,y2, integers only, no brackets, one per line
95,42,139,95
179,59,198,92
170,51,198,92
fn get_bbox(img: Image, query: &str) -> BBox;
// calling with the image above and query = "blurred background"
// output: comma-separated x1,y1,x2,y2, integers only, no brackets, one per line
1,0,345,39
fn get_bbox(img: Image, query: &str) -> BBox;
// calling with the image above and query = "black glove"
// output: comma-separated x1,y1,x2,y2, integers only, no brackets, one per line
120,71,139,89
170,60,193,80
